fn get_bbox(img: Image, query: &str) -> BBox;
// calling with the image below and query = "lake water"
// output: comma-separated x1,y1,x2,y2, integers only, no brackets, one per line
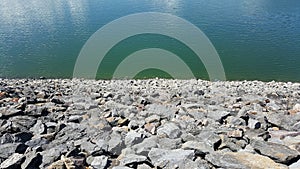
0,0,300,81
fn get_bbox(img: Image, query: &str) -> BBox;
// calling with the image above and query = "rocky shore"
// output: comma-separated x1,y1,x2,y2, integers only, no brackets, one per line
1,78,300,169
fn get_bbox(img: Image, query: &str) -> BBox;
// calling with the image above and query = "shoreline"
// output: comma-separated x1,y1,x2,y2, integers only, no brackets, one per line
1,79,300,168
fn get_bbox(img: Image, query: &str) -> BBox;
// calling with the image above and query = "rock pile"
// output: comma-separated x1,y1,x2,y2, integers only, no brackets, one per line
0,78,300,169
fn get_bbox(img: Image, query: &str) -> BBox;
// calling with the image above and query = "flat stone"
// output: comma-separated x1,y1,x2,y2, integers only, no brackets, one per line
205,152,288,169
0,153,25,169
182,141,213,155
251,139,300,164
119,154,147,166
0,107,23,118
148,148,194,168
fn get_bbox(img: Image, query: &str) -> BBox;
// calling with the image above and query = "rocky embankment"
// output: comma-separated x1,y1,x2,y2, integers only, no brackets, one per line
1,78,300,169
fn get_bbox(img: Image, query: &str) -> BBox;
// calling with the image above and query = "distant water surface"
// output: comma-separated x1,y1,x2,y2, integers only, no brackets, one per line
0,0,300,81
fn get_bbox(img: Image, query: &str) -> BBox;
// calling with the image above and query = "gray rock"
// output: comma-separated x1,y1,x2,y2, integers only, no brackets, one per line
226,116,246,126
125,131,144,147
0,133,14,144
178,158,211,169
181,104,202,110
158,138,182,150
21,150,42,169
157,122,182,139
94,139,109,152
148,148,194,168
132,137,159,156
207,111,231,123
40,146,66,168
91,156,108,169
182,141,213,155
228,129,244,138
145,104,176,119
0,107,23,118
265,112,300,131
145,115,160,123
0,153,25,169
196,130,221,150
0,143,27,159
25,137,49,149
10,116,37,132
205,151,288,169
80,141,101,155
108,131,125,155
251,139,300,164
30,120,46,135
119,154,147,166
25,105,48,117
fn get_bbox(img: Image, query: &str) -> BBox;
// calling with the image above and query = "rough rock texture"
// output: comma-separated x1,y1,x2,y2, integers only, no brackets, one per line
1,78,300,168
